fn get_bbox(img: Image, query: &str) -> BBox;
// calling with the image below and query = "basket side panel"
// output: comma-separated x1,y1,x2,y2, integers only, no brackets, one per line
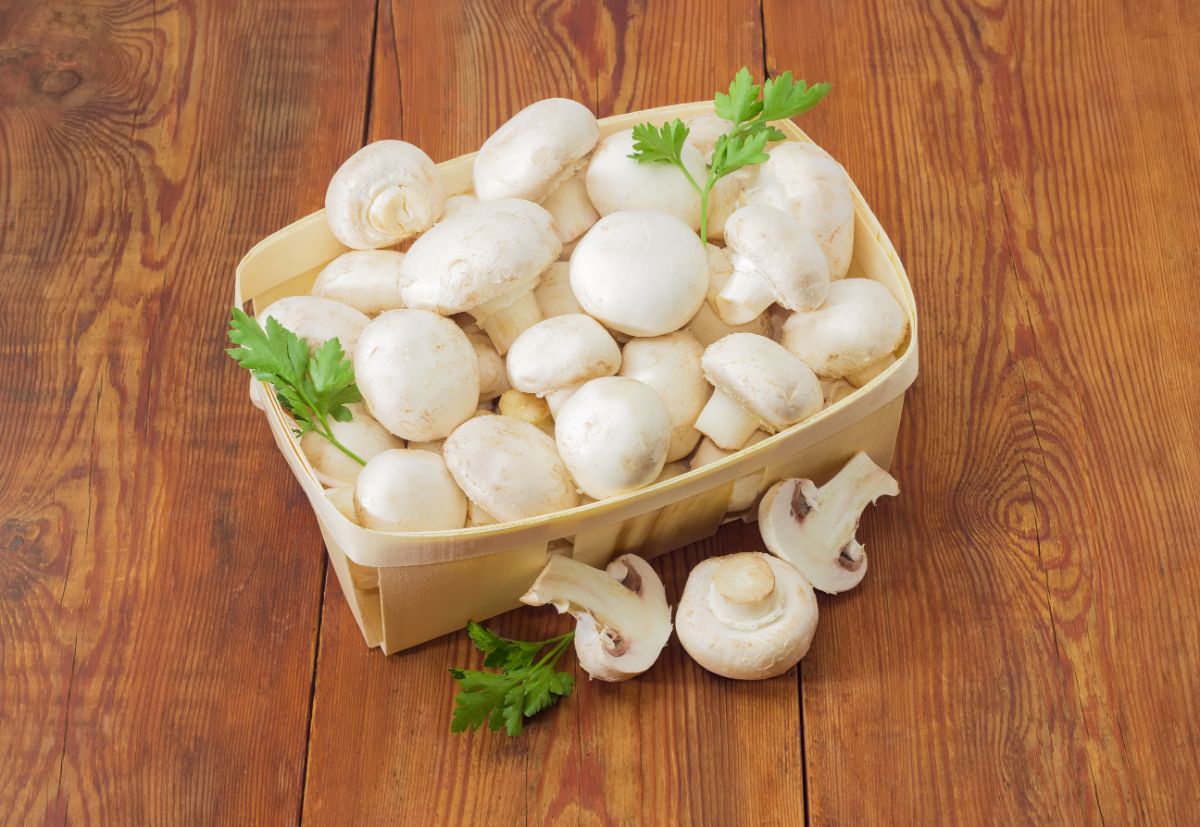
317,521,383,648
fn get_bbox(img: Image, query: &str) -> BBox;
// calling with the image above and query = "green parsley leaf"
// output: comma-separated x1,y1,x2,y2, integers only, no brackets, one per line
710,129,772,178
714,66,763,125
628,120,694,170
760,71,831,122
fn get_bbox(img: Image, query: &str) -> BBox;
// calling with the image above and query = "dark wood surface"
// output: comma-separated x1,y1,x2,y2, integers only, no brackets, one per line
2,0,1198,824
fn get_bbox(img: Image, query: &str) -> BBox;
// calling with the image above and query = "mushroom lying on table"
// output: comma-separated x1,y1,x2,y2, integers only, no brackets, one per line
758,452,899,593
325,140,445,250
675,552,818,680
399,199,561,354
521,553,672,681
310,250,406,316
781,278,907,381
506,314,621,415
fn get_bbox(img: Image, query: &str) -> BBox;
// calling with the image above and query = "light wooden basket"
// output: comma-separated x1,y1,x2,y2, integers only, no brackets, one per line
234,102,919,654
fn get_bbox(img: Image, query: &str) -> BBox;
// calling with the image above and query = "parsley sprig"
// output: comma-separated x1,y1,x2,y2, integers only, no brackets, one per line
226,307,366,465
629,67,830,244
449,621,576,736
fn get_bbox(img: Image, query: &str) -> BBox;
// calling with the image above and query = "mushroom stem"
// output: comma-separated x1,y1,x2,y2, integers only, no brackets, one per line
715,262,775,325
476,290,544,355
708,554,783,629
368,186,423,237
694,388,759,450
544,384,581,416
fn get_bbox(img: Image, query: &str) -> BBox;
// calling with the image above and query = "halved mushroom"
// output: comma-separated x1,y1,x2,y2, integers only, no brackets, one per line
521,553,672,681
353,448,468,532
758,452,899,594
325,140,445,250
675,552,818,680
443,415,580,522
781,278,907,380
746,140,854,279
310,250,406,315
300,403,403,488
570,210,708,337
497,389,554,436
694,333,822,450
716,205,830,325
506,314,621,414
555,376,671,499
354,309,480,441
399,198,561,354
533,262,585,318
586,129,706,230
619,331,711,462
258,296,370,357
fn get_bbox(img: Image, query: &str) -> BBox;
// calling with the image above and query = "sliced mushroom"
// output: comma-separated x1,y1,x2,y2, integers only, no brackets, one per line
586,129,706,230
521,553,672,681
354,309,480,441
310,250,406,315
506,314,621,414
325,140,445,250
694,333,822,450
443,415,580,522
555,376,671,499
716,205,830,325
300,403,404,488
533,261,585,318
399,199,561,354
619,331,711,462
570,210,708,337
758,452,899,593
781,278,907,380
258,296,369,357
675,552,818,680
353,449,468,532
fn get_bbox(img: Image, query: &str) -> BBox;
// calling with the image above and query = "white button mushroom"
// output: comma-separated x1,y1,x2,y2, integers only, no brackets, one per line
310,250,406,316
687,245,772,345
399,198,561,354
758,452,899,594
619,331,711,462
585,129,706,230
821,378,857,407
715,205,830,325
354,309,480,441
465,331,510,402
694,333,823,450
846,353,897,388
684,113,735,160
533,261,585,318
353,448,468,531
689,431,770,512
443,415,580,522
258,296,369,357
325,487,358,523
521,553,672,682
570,210,708,337
506,314,621,414
473,98,600,203
497,389,554,436
300,403,404,488
675,552,818,680
747,140,855,279
325,140,445,250
441,193,479,218
540,170,600,243
554,376,671,499
780,278,908,380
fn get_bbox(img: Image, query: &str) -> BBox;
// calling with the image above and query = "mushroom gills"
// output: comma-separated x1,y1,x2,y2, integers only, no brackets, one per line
758,451,899,594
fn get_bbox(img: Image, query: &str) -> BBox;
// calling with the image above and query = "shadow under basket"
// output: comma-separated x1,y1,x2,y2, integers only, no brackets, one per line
234,102,920,654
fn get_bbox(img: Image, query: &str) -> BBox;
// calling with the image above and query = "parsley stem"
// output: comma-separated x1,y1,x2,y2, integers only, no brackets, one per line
535,631,575,670
315,410,367,466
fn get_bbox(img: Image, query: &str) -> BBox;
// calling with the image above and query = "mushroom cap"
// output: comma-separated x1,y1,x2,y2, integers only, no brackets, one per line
399,199,561,314
781,278,908,379
724,204,830,311
310,250,406,315
258,295,370,357
585,129,706,229
300,403,404,487
353,448,468,532
701,333,822,430
465,332,510,401
354,309,480,441
675,552,818,680
751,140,854,279
685,113,735,161
443,415,580,522
533,261,584,317
473,98,600,202
570,210,708,337
506,314,621,395
554,376,671,499
325,140,445,250
619,331,711,462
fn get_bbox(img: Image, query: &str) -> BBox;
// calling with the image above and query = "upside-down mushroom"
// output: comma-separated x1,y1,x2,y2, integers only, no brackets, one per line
325,140,445,250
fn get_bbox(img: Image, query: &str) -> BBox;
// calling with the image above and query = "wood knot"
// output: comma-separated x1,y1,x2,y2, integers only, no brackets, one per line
35,68,82,96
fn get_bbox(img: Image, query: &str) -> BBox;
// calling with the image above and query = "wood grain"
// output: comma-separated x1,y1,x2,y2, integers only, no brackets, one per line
0,0,372,822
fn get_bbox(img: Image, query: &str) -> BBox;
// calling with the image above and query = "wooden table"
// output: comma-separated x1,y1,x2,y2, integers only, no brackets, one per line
4,0,1198,823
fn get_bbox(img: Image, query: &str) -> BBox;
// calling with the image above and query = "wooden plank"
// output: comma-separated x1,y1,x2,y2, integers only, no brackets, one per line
763,0,1200,823
0,0,373,822
299,1,808,824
